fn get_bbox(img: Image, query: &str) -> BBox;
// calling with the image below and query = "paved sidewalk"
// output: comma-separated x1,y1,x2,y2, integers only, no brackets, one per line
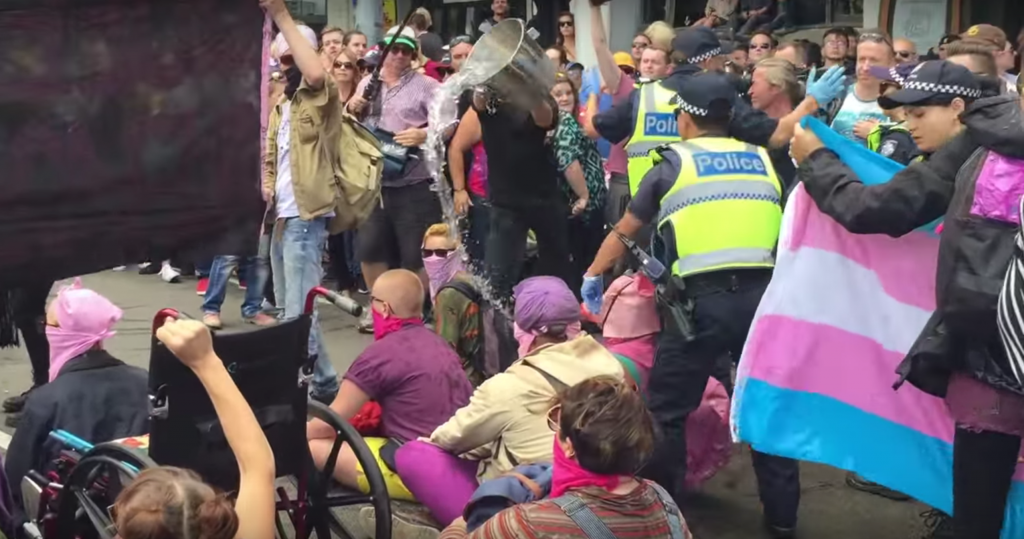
0,271,931,539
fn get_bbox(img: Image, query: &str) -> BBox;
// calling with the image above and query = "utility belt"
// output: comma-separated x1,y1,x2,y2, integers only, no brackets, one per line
656,268,773,342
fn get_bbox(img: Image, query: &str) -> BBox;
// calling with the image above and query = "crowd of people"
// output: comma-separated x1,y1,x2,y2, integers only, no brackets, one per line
2,0,1024,538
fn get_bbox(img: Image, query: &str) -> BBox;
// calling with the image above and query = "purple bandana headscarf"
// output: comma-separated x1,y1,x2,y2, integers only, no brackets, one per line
513,276,581,355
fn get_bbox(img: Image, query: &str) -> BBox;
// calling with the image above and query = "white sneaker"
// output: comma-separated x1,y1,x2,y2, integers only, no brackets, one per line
111,266,127,271
159,262,182,283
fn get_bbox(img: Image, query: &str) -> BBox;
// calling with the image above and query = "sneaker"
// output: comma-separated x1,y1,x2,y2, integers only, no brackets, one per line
138,262,159,275
359,506,439,539
196,277,209,296
2,386,38,413
244,313,278,327
765,521,796,539
920,509,954,539
160,262,182,283
202,313,223,329
358,309,374,334
112,265,127,271
846,472,910,501
4,413,22,429
237,279,247,290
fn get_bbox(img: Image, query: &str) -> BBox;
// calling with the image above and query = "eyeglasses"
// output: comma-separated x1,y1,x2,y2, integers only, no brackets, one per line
632,41,649,49
334,62,355,70
895,50,914,59
559,21,574,28
619,66,635,76
421,248,454,258
546,405,562,432
750,43,771,50
824,37,846,47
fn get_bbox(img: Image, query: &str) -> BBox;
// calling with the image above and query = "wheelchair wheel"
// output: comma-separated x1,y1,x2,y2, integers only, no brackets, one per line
54,443,156,539
297,400,392,539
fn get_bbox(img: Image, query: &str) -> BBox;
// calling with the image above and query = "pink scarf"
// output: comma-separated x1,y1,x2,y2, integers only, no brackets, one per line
550,436,620,498
513,321,581,357
423,253,466,302
46,279,122,382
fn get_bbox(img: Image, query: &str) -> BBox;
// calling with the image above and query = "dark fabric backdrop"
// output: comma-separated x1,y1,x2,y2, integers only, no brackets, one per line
0,0,265,285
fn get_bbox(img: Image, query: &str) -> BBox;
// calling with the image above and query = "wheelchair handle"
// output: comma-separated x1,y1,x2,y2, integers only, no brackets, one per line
306,286,363,318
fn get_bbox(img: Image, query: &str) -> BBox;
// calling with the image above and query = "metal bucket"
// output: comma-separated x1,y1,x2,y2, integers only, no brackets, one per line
460,19,556,110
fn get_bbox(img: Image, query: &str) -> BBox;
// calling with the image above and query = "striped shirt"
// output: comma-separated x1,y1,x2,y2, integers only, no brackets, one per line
440,482,691,539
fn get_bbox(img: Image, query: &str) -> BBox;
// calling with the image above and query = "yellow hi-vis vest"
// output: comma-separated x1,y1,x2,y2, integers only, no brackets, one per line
657,137,783,278
625,81,679,197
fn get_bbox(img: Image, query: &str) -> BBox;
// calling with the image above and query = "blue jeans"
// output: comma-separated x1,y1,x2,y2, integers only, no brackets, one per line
201,237,270,318
270,216,338,398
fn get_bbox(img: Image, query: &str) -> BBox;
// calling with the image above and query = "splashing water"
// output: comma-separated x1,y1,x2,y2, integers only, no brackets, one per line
423,63,508,308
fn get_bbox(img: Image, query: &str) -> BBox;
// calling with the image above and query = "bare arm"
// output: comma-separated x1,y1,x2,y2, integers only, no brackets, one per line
590,3,621,93
264,0,326,89
769,96,820,148
564,161,590,202
307,379,371,440
156,320,275,539
449,108,482,192
582,93,601,140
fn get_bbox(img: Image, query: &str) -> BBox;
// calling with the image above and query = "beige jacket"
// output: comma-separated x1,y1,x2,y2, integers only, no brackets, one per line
263,77,342,220
429,335,624,481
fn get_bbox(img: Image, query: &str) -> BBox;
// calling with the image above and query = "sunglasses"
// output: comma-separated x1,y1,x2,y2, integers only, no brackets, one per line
449,35,473,48
749,43,771,50
632,41,649,49
390,45,414,57
559,21,574,27
895,51,915,60
421,248,454,258
334,61,355,70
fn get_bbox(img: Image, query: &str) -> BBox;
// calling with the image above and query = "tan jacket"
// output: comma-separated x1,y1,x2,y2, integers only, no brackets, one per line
263,77,342,220
429,335,624,481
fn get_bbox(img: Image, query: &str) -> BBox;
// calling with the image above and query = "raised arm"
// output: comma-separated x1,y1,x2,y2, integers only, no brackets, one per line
589,3,621,94
261,0,326,89
156,319,275,539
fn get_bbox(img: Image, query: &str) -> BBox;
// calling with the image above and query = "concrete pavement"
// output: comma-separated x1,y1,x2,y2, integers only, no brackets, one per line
0,271,931,538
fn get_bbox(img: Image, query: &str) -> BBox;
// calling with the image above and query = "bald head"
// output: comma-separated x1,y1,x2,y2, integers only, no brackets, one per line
893,38,918,63
372,269,424,318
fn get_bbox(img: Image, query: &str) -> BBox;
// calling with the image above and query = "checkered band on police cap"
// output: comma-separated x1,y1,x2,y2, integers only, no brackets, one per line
671,94,709,117
888,67,905,85
901,80,983,99
688,47,722,65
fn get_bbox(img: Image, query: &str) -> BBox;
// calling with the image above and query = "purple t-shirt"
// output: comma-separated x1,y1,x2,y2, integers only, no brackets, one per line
344,325,473,442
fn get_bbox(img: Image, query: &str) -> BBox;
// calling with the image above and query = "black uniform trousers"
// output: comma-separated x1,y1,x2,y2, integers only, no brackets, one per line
641,268,801,529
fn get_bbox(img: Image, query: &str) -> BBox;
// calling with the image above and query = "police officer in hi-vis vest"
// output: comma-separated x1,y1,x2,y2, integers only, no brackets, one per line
593,26,847,222
582,72,802,539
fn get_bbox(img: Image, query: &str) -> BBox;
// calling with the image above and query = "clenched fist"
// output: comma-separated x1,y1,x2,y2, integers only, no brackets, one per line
156,318,217,370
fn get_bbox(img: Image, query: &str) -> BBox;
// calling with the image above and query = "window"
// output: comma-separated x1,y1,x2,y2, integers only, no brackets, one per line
791,0,863,27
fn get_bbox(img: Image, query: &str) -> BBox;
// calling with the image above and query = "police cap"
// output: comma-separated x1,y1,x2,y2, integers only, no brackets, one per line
878,60,982,110
664,71,738,119
672,26,723,64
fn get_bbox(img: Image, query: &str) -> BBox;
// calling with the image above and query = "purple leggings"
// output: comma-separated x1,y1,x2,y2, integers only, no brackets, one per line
395,441,481,525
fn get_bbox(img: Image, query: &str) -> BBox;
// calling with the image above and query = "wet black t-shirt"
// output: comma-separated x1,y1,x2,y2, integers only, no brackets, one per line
475,100,561,209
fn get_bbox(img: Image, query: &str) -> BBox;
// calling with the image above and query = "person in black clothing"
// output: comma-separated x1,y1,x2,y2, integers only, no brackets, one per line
471,86,566,302
791,60,1024,539
5,283,149,514
410,8,445,62
735,0,775,37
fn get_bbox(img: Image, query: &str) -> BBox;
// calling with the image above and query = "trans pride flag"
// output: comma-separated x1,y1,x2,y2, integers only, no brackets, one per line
732,119,1024,537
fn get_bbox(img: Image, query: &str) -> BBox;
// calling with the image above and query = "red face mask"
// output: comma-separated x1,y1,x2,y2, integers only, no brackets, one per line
371,306,423,340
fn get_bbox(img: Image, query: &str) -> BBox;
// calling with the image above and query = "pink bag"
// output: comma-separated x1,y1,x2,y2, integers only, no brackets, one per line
685,377,733,489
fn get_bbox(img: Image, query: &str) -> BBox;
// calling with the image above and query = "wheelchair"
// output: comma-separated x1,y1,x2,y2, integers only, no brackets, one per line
19,287,392,539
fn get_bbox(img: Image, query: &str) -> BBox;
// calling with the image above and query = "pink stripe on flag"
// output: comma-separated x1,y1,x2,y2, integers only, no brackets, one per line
784,188,938,311
745,314,954,443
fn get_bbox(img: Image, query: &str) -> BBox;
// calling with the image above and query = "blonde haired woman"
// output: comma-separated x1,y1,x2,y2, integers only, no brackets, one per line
644,21,675,52
423,223,485,386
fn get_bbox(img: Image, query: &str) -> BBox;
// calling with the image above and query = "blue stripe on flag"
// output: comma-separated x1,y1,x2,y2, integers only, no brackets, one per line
736,378,1024,538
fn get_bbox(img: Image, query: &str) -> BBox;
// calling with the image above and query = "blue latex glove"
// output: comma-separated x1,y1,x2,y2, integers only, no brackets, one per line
582,274,604,314
805,66,847,108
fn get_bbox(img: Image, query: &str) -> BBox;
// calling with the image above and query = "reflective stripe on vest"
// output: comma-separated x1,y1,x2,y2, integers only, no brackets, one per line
657,138,783,277
625,82,679,197
866,122,910,153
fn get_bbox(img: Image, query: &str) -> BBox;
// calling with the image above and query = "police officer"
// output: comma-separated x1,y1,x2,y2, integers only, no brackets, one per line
582,72,801,539
865,64,922,165
592,25,848,219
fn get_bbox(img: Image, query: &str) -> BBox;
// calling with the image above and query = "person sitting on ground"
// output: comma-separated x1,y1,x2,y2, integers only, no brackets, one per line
307,269,473,501
439,376,692,539
112,318,276,539
394,276,624,528
5,280,150,512
423,224,486,387
595,273,661,388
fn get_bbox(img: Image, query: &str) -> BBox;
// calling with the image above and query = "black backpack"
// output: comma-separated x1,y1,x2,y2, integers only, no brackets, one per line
439,280,519,379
